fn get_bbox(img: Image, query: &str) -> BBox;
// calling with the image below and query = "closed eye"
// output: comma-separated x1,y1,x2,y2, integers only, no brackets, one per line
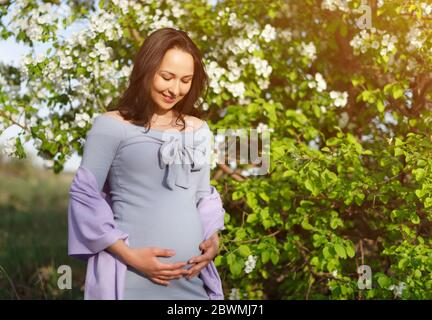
162,77,191,84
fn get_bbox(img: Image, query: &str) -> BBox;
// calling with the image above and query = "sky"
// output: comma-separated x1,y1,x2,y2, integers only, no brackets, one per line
0,4,89,172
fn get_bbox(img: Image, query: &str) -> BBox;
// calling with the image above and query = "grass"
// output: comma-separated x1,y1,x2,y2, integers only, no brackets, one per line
0,155,86,299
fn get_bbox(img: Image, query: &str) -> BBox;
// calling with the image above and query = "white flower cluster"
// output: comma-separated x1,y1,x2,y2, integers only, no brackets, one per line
350,29,397,57
330,91,348,107
278,29,293,42
88,10,124,41
306,72,327,93
406,26,425,51
206,60,226,94
111,0,138,15
75,112,91,128
89,40,113,62
244,21,262,40
224,37,257,55
421,2,432,15
260,24,277,43
167,0,187,18
228,288,241,300
388,282,406,298
321,0,352,12
148,7,176,31
244,255,257,274
1,137,17,157
226,58,242,82
299,42,317,61
256,122,274,133
225,81,246,99
249,56,273,78
8,0,70,42
228,12,242,29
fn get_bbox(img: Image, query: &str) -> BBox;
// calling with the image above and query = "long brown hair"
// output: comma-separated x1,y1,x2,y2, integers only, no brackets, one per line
109,27,209,132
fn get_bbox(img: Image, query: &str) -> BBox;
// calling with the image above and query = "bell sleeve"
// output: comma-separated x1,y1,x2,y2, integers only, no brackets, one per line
193,126,226,300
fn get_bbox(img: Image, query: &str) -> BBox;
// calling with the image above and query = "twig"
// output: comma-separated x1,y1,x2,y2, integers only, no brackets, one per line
217,163,245,181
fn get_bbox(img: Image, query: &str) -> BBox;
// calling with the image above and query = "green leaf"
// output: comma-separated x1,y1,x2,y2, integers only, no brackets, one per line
326,137,339,146
334,244,346,259
238,245,251,257
323,246,331,259
392,87,404,99
377,275,392,289
376,99,385,112
214,255,222,267
246,213,258,223
270,251,279,265
261,250,270,264
231,260,244,275
330,217,340,230
259,192,270,203
410,213,420,224
345,244,355,258
301,218,314,230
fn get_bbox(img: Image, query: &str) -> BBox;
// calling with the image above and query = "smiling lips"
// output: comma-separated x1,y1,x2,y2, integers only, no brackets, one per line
161,93,176,103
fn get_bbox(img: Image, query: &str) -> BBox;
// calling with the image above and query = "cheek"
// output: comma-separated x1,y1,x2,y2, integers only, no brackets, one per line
152,78,166,91
181,83,192,94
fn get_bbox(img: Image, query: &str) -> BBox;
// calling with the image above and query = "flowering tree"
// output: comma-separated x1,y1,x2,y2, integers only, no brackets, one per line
1,0,431,299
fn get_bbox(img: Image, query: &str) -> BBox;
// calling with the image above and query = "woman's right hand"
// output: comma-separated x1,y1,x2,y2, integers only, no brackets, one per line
127,247,190,286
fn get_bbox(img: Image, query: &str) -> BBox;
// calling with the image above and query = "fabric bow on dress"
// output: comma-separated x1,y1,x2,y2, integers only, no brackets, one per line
156,129,211,190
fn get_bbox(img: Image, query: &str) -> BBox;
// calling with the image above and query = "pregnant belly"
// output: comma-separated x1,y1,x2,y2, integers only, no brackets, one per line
115,202,205,266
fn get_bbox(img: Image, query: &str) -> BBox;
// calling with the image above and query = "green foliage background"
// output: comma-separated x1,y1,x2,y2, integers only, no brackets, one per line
0,0,431,299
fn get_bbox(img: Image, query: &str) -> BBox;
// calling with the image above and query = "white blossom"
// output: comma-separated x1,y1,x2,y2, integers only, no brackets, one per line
75,112,91,128
244,255,257,274
206,60,226,94
257,78,270,90
279,29,292,42
249,56,272,78
421,2,432,16
60,56,73,70
406,27,424,51
1,137,17,157
300,42,317,61
315,73,327,92
321,0,352,12
388,282,406,298
257,122,274,133
260,24,276,43
225,81,245,98
228,12,242,29
330,91,348,107
228,288,241,300
244,22,261,40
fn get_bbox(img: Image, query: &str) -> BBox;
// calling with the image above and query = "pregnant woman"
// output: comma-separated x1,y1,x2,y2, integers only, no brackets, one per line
68,27,225,299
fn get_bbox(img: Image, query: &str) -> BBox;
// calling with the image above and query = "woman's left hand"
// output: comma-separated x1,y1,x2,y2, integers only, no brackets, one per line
185,232,220,280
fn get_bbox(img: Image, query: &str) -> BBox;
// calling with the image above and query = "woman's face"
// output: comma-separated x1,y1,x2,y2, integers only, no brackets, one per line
151,48,194,112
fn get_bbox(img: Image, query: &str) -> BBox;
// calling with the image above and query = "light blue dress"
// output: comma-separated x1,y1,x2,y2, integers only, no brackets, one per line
80,114,213,300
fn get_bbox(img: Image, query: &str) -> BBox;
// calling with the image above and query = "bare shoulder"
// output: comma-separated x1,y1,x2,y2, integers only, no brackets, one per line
183,115,205,130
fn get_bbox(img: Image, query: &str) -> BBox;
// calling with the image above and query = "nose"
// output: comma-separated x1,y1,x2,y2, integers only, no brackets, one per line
168,80,181,97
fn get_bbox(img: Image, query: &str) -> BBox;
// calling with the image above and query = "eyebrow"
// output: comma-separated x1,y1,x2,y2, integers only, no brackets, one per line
160,70,194,78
